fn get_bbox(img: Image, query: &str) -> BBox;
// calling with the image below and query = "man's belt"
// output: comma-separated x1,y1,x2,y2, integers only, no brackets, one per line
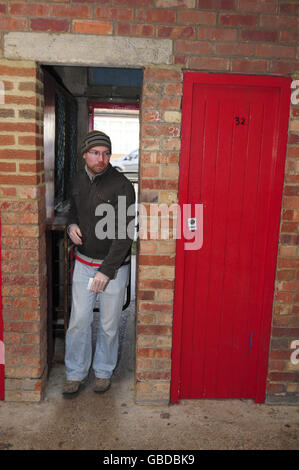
75,255,101,267
75,252,131,267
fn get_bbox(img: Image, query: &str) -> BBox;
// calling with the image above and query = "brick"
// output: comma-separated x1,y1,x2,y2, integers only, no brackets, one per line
143,67,182,83
2,261,19,273
0,17,27,31
18,135,43,147
272,327,299,338
216,42,255,57
19,162,43,173
0,109,14,118
189,56,230,71
283,196,299,209
269,359,286,372
0,149,39,160
0,187,17,197
52,5,92,18
5,95,39,106
177,11,216,25
0,134,15,145
72,0,109,3
139,279,174,290
142,110,162,123
161,165,179,178
280,30,299,44
139,290,155,301
198,27,238,41
137,313,156,324
137,335,156,347
30,18,70,32
0,162,16,172
270,349,291,360
142,82,164,97
0,66,36,77
94,7,133,21
271,61,299,74
73,21,115,36
238,0,277,13
289,120,299,133
136,358,154,370
142,123,180,138
163,111,181,123
290,109,299,120
156,0,196,7
276,270,295,281
141,178,178,190
197,0,236,9
136,371,171,380
260,14,298,29
156,290,174,302
165,83,182,95
9,3,50,17
256,44,295,59
2,224,39,238
19,212,39,224
0,123,37,133
219,13,258,26
136,382,153,395
279,3,299,16
116,23,155,37
137,348,171,359
139,302,173,313
269,372,298,382
136,9,176,23
175,39,212,56
174,56,187,66
280,281,299,292
157,26,195,39
159,96,181,110
231,59,268,73
284,185,299,196
138,325,172,335
113,0,153,5
241,29,278,42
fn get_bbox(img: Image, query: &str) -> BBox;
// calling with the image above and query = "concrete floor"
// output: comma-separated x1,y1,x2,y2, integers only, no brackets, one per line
0,300,298,451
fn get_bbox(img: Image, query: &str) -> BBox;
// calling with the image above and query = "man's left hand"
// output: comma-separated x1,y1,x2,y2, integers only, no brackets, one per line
90,271,109,293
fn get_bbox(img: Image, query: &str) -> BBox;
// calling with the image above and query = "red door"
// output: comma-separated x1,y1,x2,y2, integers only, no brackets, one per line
0,217,4,400
171,73,291,404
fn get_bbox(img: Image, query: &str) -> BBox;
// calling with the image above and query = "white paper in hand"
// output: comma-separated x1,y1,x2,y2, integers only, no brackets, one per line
87,277,94,291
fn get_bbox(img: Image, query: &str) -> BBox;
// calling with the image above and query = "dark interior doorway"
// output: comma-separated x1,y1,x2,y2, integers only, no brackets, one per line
43,65,142,372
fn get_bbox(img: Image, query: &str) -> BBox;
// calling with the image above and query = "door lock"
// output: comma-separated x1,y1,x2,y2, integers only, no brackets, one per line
187,217,197,231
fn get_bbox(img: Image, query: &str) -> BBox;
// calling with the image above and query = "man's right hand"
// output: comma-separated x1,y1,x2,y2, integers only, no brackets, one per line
68,224,83,245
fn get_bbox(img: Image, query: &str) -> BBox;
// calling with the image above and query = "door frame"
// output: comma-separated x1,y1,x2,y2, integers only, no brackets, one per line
171,72,291,404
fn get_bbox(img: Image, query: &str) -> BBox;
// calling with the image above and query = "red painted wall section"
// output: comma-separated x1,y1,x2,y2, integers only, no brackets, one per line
0,217,4,400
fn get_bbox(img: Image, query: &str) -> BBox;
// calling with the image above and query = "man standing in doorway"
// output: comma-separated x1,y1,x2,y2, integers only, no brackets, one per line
63,130,136,397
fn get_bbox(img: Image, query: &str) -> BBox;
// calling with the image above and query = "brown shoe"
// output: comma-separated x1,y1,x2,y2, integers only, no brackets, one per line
93,377,111,393
62,377,87,397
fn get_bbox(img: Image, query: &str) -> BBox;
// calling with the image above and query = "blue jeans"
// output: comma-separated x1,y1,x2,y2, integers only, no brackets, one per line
65,258,130,381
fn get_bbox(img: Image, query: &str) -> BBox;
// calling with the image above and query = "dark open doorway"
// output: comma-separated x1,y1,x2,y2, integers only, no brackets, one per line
43,65,142,373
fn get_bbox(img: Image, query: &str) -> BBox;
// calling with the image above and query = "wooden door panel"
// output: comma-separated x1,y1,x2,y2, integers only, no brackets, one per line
171,73,291,403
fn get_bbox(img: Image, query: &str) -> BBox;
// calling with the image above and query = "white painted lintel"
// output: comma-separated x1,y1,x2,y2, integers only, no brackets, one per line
4,32,173,68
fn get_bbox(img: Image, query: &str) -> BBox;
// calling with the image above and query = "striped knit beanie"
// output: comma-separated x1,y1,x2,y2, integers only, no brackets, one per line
81,130,112,156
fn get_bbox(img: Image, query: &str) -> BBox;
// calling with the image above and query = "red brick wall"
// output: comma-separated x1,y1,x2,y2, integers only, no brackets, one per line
0,60,47,400
0,0,298,403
